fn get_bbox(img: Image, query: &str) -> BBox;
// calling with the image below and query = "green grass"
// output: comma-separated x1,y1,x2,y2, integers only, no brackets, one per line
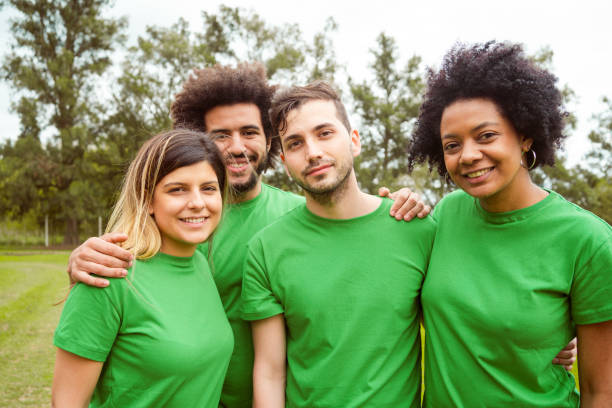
0,251,70,407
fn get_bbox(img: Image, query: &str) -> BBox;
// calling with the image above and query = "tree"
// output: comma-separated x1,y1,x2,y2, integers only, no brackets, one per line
2,0,126,244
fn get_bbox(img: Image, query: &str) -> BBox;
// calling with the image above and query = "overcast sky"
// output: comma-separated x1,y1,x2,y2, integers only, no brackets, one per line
1,0,610,165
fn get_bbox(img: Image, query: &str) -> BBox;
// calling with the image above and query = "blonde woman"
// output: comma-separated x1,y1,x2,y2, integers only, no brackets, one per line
52,129,234,407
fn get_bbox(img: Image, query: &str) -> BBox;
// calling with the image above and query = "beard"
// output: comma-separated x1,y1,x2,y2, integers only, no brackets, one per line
226,151,267,195
291,156,353,206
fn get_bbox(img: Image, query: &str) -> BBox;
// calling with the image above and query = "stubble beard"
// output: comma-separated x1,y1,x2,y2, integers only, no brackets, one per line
293,158,353,206
228,152,268,196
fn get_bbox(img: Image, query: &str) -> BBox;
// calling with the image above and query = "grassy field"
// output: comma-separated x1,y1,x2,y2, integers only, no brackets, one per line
0,251,579,406
0,250,70,407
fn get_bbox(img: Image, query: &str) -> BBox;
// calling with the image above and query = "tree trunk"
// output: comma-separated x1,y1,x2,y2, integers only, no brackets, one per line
63,217,80,246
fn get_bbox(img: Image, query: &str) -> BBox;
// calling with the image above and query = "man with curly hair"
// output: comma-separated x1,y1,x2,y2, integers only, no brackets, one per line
64,63,430,407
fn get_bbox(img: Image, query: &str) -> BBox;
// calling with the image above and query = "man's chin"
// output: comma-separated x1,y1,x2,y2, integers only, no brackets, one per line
229,174,259,195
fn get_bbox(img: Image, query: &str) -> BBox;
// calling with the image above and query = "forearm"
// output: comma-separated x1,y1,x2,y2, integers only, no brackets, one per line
580,385,612,408
253,366,286,408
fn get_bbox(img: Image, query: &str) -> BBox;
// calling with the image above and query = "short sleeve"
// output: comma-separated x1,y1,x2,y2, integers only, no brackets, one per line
570,238,612,325
240,237,284,321
54,280,122,361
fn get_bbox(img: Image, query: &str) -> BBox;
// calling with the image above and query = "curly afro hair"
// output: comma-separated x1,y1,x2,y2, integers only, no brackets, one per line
408,41,567,179
170,62,278,170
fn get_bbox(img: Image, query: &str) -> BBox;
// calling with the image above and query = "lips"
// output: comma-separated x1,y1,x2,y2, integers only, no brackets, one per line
464,167,493,179
225,154,258,175
180,216,208,225
303,161,335,177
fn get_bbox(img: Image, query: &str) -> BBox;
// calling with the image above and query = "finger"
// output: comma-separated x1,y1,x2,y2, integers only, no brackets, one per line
77,260,129,278
564,337,577,350
85,237,133,262
393,193,420,220
79,248,132,270
417,205,432,218
555,350,573,359
564,364,573,371
378,187,391,198
389,189,414,217
72,270,110,288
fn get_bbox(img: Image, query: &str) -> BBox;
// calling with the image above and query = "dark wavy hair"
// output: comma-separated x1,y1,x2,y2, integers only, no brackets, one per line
408,41,567,178
170,62,278,170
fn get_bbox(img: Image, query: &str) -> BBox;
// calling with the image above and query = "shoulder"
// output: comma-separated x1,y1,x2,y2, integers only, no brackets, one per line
545,191,612,241
262,184,304,206
432,189,471,219
247,203,307,247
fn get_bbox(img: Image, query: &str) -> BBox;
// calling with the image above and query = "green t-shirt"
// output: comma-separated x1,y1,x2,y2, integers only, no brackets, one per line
422,189,612,407
198,184,304,407
241,199,436,408
54,251,234,407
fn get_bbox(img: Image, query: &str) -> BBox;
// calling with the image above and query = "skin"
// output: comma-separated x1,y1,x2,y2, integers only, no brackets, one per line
205,103,270,203
52,160,223,407
148,161,222,257
440,98,547,213
439,97,610,402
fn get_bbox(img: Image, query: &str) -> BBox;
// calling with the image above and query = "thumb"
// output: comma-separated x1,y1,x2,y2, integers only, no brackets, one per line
378,187,391,197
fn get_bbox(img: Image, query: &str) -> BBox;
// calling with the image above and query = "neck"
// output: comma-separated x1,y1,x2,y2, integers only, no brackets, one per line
479,171,548,212
304,171,381,219
229,178,263,204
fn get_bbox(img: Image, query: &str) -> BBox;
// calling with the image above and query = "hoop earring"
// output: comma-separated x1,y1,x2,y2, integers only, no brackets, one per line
522,149,537,170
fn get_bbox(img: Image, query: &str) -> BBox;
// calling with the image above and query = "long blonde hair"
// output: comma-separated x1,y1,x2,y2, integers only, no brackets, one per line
106,129,227,259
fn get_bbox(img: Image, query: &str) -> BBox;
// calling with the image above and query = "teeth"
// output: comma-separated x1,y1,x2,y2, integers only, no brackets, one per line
466,168,491,178
182,217,205,224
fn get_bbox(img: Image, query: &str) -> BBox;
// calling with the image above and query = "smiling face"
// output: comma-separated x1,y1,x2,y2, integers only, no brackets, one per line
280,99,359,199
440,98,533,210
149,160,222,257
204,103,270,200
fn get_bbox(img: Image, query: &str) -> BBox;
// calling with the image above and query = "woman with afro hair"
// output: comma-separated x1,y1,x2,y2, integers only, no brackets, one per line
409,41,612,407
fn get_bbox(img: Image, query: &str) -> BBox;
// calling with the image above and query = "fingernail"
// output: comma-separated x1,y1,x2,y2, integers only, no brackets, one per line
128,260,133,267
405,215,413,221
102,280,109,287
121,269,128,277
390,211,396,216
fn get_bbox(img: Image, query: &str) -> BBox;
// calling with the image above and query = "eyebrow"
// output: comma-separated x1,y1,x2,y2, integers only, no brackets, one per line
209,124,261,133
162,181,219,188
441,121,500,139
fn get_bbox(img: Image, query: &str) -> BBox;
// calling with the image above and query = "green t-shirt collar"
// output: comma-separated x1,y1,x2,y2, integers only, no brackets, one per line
474,189,558,224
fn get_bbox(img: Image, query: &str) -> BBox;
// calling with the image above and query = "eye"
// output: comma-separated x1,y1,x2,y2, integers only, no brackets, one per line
202,185,218,193
286,140,302,150
443,142,460,152
211,133,229,141
320,129,333,137
168,187,185,193
243,129,260,137
479,131,497,141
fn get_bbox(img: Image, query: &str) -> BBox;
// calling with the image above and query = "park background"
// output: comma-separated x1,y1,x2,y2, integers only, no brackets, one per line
0,0,609,405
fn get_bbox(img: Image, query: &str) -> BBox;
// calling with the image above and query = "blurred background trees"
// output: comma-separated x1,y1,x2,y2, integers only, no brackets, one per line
1,0,610,246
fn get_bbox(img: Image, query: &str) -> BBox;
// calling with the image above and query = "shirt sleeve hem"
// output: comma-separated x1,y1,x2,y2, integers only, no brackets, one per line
241,307,284,321
54,336,108,362
574,307,612,325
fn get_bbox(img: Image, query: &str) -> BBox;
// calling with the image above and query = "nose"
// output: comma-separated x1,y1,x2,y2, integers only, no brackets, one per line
187,190,205,210
304,138,323,161
227,133,247,156
459,140,483,165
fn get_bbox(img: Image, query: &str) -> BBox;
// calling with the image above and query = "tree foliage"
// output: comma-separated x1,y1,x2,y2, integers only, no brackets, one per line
0,4,610,246
1,0,126,244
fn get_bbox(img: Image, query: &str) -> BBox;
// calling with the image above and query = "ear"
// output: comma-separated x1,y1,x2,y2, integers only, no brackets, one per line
350,129,361,157
148,201,154,216
281,155,292,180
266,137,272,153
520,135,533,152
